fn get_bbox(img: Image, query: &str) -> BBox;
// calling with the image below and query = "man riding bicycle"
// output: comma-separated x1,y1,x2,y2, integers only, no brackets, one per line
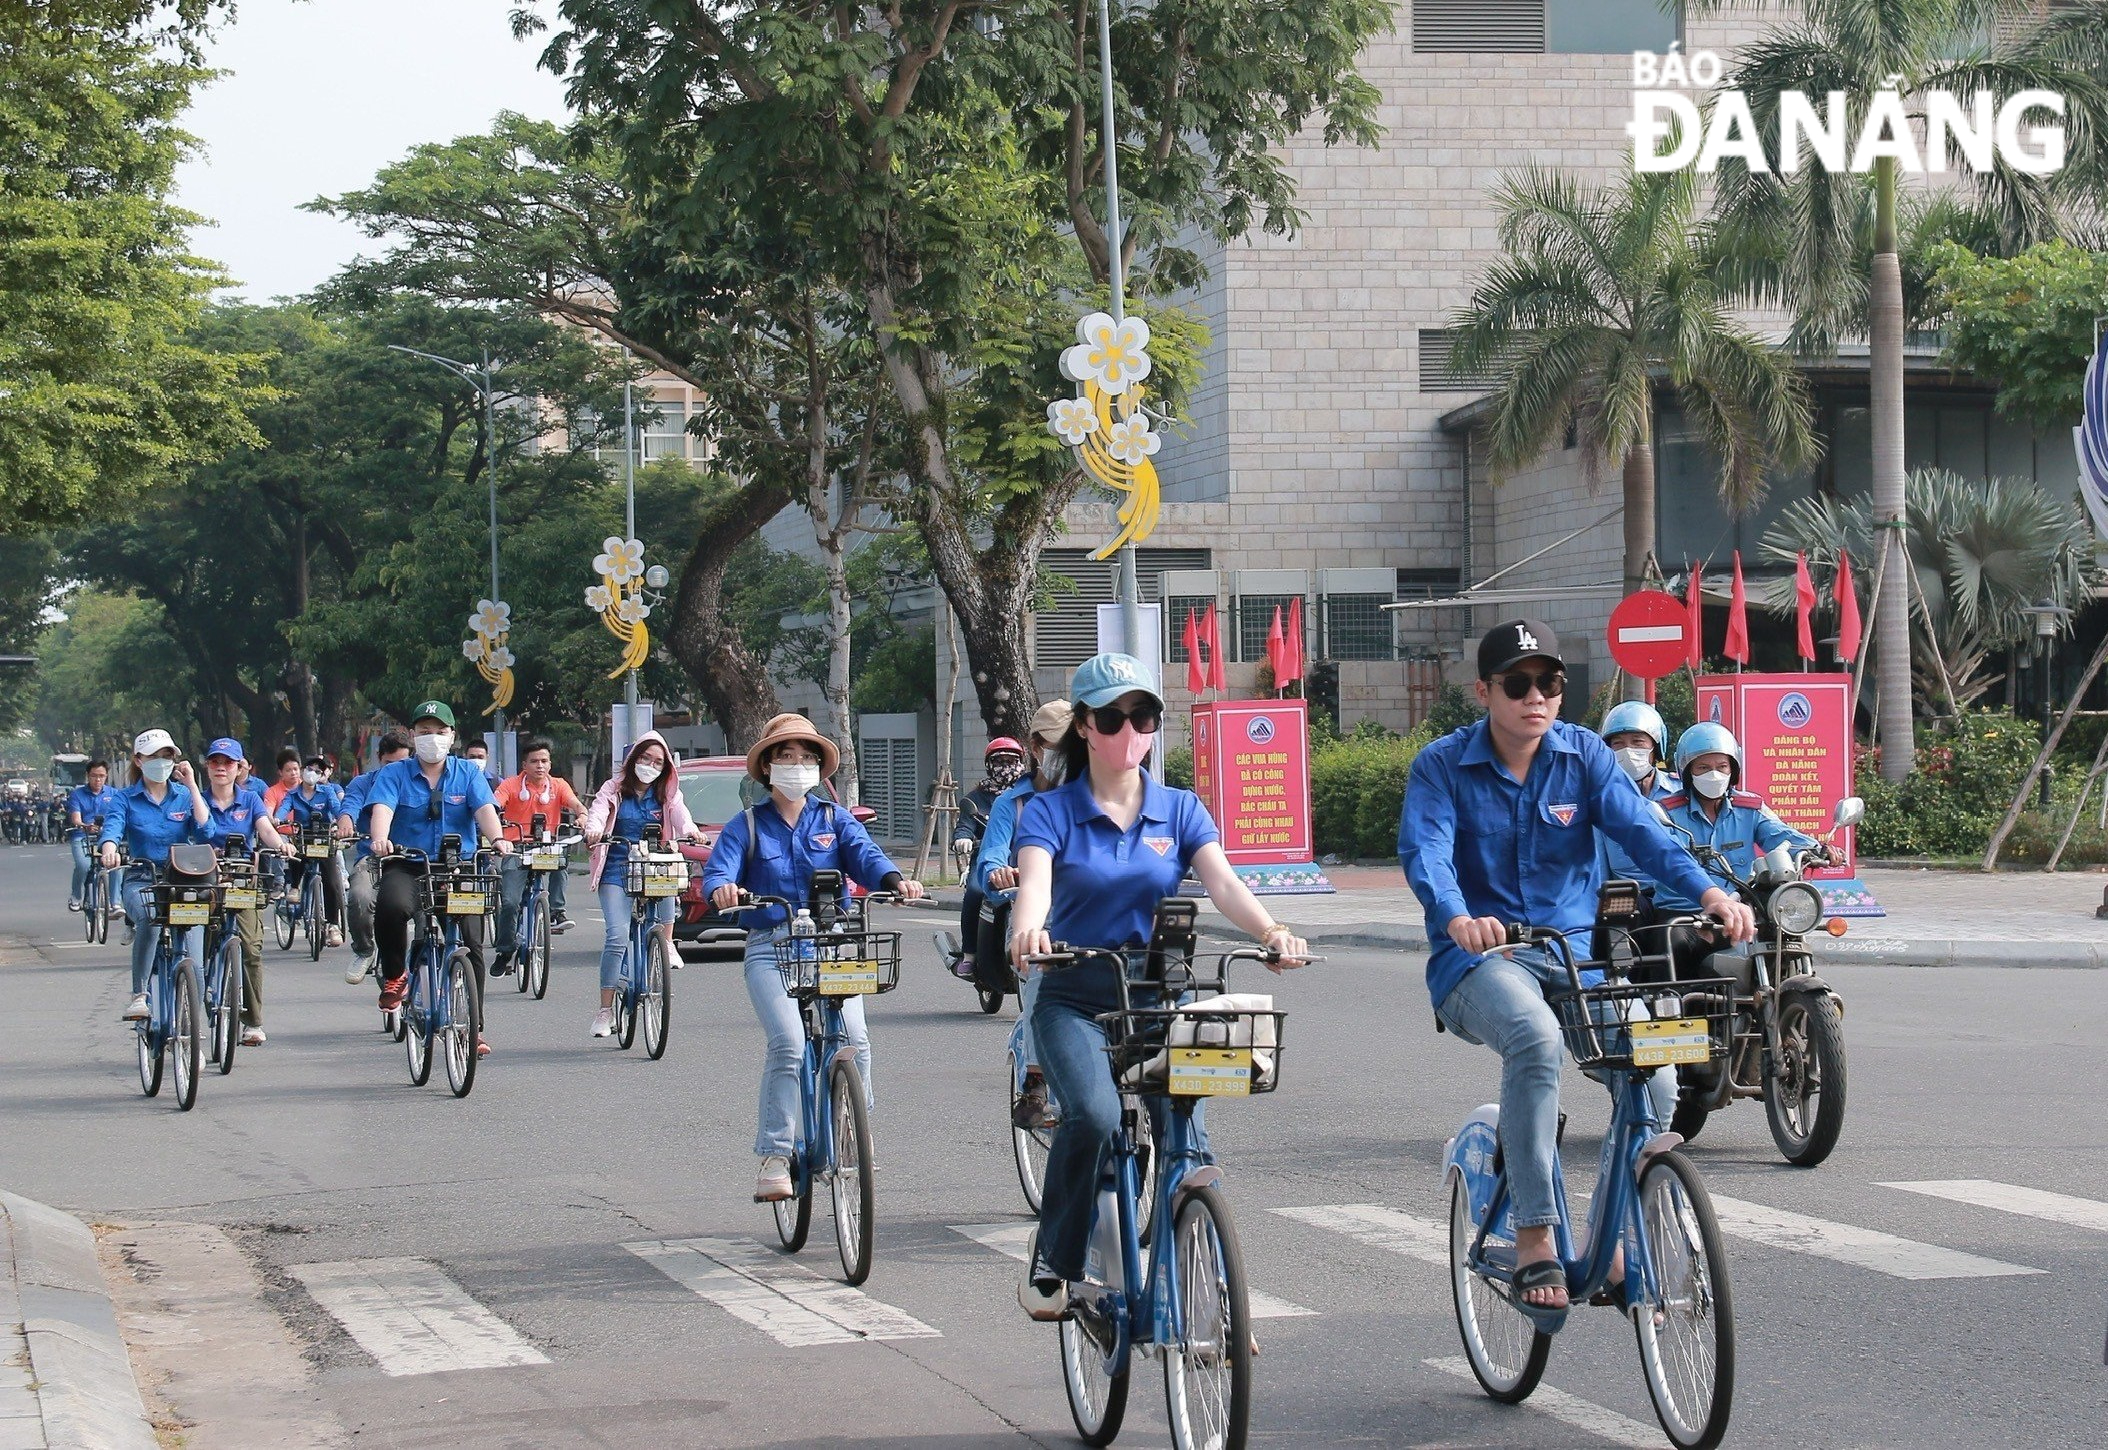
336,731,414,985
1398,621,1755,1313
275,754,346,949
491,737,583,975
65,760,119,912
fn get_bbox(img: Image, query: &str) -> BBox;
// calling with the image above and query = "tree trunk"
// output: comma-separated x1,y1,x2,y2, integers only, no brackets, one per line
1982,629,2108,869
286,512,318,758
1620,440,1655,702
819,524,857,805
1869,163,1914,781
663,477,789,751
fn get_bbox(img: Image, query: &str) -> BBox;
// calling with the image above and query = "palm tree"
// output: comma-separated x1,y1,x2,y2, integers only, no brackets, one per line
1759,468,2100,715
1449,164,1816,699
1686,0,2108,776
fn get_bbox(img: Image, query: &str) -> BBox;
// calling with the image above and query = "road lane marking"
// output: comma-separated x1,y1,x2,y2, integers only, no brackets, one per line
949,1223,1316,1319
626,1237,939,1346
289,1257,548,1376
1707,1196,2043,1279
1272,1204,1450,1269
1424,1357,1661,1447
1880,1179,2108,1234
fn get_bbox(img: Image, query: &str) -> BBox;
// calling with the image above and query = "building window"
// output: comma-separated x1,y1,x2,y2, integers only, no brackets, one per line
1322,594,1397,661
1418,329,1513,392
640,394,689,461
1233,594,1299,663
1164,596,1216,663
1032,548,1212,669
1413,0,1679,53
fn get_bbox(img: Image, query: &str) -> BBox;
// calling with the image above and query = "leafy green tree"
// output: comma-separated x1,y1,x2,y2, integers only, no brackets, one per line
0,0,265,528
0,536,58,733
1449,164,1816,698
1929,240,2108,428
31,588,201,757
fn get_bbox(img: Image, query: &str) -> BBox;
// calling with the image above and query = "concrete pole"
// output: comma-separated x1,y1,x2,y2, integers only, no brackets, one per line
482,350,506,756
622,373,638,756
1097,0,1143,659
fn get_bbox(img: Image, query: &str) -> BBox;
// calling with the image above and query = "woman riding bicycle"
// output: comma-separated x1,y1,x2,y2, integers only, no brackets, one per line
580,731,703,1039
199,738,289,1045
99,729,212,1023
276,754,346,949
702,713,926,1204
1006,653,1309,1320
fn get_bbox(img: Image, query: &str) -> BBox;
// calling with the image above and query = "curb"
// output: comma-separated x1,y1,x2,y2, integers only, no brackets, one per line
1,1192,155,1450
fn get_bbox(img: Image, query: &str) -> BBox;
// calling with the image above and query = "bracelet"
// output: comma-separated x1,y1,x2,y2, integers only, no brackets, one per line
1258,922,1291,942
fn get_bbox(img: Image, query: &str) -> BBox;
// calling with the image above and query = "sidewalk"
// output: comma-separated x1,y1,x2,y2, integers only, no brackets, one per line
0,1192,155,1450
928,864,2108,967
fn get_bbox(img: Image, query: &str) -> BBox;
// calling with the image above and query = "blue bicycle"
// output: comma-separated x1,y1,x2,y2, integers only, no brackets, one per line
135,848,216,1111
1444,917,1735,1450
80,818,118,945
1025,937,1291,1450
276,821,335,959
199,835,267,1076
725,882,900,1285
508,814,579,1002
387,840,493,1098
607,828,685,1058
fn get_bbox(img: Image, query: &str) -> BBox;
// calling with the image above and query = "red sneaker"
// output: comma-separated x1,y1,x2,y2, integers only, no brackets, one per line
476,1035,491,1059
377,975,409,1010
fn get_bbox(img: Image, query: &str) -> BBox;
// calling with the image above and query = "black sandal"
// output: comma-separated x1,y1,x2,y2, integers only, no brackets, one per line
1510,1259,1570,1332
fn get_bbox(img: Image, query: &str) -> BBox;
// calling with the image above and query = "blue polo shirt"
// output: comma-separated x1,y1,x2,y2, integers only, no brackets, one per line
970,778,1038,897
66,784,121,833
700,797,899,928
364,757,496,858
276,782,344,831
1399,718,1719,1010
200,784,271,847
98,782,205,865
1014,774,1218,950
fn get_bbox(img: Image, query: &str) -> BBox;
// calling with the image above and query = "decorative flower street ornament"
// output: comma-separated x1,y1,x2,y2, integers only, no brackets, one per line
587,535,653,678
462,597,515,713
1047,310,1163,560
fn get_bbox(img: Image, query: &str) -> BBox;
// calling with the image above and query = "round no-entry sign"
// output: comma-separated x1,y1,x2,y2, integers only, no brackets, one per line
1606,591,1688,679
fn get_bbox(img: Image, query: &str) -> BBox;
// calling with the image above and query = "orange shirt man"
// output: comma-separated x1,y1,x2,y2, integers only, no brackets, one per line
491,740,583,962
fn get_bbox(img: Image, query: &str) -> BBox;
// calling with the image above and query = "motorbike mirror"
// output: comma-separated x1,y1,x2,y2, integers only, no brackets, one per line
1648,801,1671,827
1832,796,1865,829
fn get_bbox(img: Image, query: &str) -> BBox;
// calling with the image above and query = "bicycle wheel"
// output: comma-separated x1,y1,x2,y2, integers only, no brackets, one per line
1447,1175,1550,1403
1131,1100,1159,1246
82,872,98,942
304,875,324,960
772,1156,813,1252
616,948,640,1051
97,878,113,944
137,1016,162,1097
213,944,240,1075
405,957,433,1086
516,891,543,994
829,1057,876,1284
1765,990,1846,1167
641,930,672,1061
1009,1049,1052,1213
274,892,295,951
1060,1277,1130,1447
976,985,1004,1015
528,896,551,1000
1163,1184,1253,1450
443,948,479,1098
171,958,202,1111
1633,1150,1735,1450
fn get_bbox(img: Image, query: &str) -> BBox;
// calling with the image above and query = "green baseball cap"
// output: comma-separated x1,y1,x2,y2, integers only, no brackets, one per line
410,699,456,727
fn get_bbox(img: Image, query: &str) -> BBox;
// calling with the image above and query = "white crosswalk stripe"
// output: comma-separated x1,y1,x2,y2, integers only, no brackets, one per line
289,1257,549,1376
1879,1179,2108,1234
949,1222,1317,1319
1707,1195,2044,1279
1272,1203,1449,1269
626,1237,940,1347
1424,1357,1661,1447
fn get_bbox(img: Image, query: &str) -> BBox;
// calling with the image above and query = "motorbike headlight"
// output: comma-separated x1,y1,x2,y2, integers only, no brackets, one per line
1771,881,1824,936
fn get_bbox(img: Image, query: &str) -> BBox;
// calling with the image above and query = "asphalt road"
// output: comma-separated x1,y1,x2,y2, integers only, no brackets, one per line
3,841,2105,1449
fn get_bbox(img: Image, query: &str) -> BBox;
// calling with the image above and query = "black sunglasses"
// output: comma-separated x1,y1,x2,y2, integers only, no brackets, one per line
1088,702,1163,736
1496,669,1565,701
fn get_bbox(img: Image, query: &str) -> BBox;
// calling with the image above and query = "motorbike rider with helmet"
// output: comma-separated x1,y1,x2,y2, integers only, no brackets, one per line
1595,701,1681,882
949,737,1030,982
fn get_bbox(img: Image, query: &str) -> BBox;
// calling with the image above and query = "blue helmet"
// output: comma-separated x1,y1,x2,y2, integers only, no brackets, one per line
1601,701,1668,760
1674,722,1743,785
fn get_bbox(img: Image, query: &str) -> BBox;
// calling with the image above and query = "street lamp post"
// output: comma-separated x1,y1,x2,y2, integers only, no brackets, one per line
388,344,508,753
1095,0,1143,656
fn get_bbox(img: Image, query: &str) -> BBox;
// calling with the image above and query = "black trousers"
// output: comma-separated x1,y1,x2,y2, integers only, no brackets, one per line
374,861,486,984
285,854,344,925
959,885,984,956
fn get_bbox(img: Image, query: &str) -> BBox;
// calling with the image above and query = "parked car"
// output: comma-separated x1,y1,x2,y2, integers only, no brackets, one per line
671,756,878,955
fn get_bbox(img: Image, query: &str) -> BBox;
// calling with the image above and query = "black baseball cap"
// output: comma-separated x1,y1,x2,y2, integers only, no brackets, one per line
1478,619,1562,678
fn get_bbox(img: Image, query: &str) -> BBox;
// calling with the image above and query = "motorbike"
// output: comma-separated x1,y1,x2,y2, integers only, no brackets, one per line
1605,796,1864,1168
934,838,1018,1015
44,799,67,845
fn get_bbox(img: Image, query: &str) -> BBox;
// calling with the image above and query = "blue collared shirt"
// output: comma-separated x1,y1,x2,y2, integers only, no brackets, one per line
66,784,121,832
970,778,1038,897
1014,774,1219,950
1398,718,1719,1010
276,781,344,830
1648,789,1818,911
700,797,900,928
98,781,205,865
365,757,496,858
338,768,385,861
1595,767,1683,883
200,784,271,847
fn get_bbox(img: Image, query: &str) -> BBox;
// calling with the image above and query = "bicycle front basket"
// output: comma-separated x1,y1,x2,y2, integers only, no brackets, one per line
420,868,497,918
1550,977,1734,1073
1101,994,1286,1098
769,929,903,999
218,858,261,912
624,852,690,898
151,880,218,928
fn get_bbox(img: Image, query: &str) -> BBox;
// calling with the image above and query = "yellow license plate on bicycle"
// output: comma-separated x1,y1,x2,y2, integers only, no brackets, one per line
817,959,880,995
1169,1047,1253,1097
1630,1017,1713,1067
446,891,489,916
641,868,684,897
167,901,211,926
527,849,563,872
304,841,330,859
221,887,260,911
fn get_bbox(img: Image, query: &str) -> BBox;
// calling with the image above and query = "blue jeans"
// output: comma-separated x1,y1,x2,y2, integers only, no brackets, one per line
69,834,92,904
597,880,673,991
121,866,200,996
1437,949,1675,1230
742,926,870,1158
1030,964,1208,1283
495,856,570,955
1008,967,1043,1088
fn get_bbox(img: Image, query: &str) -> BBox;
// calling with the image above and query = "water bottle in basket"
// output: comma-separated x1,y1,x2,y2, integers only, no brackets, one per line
790,908,817,990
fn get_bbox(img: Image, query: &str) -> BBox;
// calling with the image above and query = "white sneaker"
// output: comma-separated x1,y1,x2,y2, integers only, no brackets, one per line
591,1008,612,1038
1019,1236,1067,1321
240,1027,265,1046
754,1155,793,1202
326,926,344,948
122,994,148,1021
346,953,372,985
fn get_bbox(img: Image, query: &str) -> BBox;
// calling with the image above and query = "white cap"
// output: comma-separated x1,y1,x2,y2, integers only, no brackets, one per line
132,728,177,756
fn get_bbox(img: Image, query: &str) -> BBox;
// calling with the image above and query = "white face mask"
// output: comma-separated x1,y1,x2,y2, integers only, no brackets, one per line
1691,769,1732,801
413,731,453,764
140,758,176,784
633,760,663,786
771,762,820,798
1614,747,1654,782
302,768,323,786
1034,750,1066,788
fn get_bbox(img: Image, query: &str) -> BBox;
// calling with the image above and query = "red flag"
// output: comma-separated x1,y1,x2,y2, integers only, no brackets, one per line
1203,601,1226,692
1685,561,1704,669
1182,608,1203,695
1283,596,1305,685
1724,551,1750,665
1793,551,1818,663
1835,548,1862,662
1265,606,1285,690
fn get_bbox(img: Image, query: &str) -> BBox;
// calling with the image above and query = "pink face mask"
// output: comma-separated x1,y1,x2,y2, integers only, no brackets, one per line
1087,723,1154,772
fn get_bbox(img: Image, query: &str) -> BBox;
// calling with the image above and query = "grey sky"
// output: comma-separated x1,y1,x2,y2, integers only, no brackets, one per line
172,0,571,302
